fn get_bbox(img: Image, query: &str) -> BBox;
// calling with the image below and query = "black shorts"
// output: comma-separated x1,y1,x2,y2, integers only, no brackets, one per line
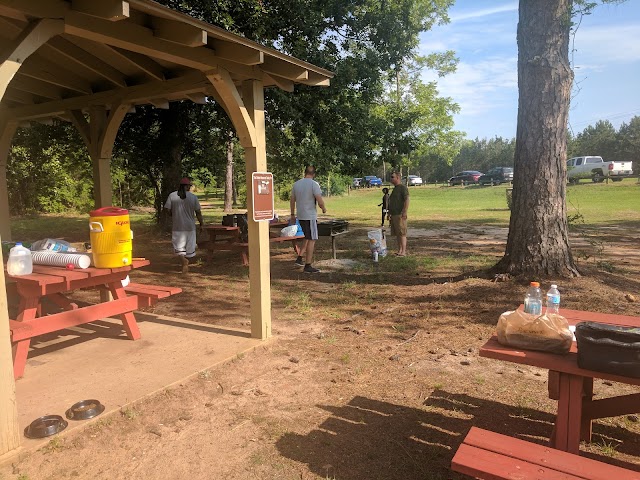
299,219,318,240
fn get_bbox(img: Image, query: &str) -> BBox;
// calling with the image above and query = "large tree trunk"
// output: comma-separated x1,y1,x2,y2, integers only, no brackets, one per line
495,0,579,278
223,130,234,213
157,104,184,227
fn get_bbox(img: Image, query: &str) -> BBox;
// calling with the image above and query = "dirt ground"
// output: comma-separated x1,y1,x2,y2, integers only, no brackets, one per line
2,222,640,480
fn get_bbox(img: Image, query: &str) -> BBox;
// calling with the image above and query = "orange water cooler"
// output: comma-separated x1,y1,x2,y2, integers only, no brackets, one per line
89,207,133,268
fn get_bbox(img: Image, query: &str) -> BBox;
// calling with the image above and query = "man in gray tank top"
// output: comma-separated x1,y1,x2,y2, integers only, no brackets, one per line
164,177,204,273
290,166,326,273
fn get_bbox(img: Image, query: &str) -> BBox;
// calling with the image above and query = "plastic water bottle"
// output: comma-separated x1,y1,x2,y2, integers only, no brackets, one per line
524,281,542,315
546,284,561,315
373,251,379,262
7,242,33,276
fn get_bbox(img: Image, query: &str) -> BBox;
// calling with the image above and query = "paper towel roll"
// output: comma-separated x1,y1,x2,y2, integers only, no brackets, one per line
31,251,91,269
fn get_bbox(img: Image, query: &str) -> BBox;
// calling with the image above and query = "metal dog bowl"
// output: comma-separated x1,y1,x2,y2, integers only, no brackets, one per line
24,415,68,439
65,399,105,420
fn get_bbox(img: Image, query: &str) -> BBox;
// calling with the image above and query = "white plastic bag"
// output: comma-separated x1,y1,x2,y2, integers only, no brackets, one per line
367,229,387,257
280,225,298,237
30,238,77,252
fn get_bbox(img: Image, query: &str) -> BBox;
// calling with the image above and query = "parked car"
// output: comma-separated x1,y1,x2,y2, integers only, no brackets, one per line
363,175,383,187
478,167,513,186
448,171,483,186
407,175,423,186
352,177,363,188
566,156,633,183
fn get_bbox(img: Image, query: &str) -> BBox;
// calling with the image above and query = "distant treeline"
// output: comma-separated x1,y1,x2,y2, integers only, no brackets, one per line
408,116,640,183
6,116,639,215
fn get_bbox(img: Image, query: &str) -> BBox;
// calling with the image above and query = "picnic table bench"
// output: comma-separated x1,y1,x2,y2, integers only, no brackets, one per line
203,224,303,266
5,260,181,379
452,427,639,480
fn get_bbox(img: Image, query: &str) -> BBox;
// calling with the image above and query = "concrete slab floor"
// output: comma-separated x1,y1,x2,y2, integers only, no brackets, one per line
13,313,265,451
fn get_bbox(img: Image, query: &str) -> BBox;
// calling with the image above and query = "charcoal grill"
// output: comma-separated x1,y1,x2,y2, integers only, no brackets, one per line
317,219,349,259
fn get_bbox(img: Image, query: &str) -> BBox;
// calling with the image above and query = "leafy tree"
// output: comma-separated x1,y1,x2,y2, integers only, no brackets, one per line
569,120,617,160
616,116,640,162
8,123,92,215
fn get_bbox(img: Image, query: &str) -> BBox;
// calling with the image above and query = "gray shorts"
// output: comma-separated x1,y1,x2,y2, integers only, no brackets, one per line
298,220,318,240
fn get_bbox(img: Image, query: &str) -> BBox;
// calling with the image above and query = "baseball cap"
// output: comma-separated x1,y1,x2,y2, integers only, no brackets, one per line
179,177,192,185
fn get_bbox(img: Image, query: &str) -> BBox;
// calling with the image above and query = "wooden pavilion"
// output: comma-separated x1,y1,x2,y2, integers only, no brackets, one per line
0,0,332,456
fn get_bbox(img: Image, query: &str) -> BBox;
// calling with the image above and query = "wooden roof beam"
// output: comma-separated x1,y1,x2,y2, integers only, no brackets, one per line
186,92,207,104
3,89,34,104
47,37,128,88
263,73,294,93
11,76,63,100
5,70,210,120
151,17,206,47
149,98,169,109
304,72,331,87
261,58,308,81
107,45,165,81
64,11,221,71
20,57,93,94
0,5,26,22
0,0,70,19
209,39,263,66
71,0,130,21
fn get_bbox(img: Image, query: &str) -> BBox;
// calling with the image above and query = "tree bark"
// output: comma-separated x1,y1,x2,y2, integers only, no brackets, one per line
224,130,234,213
157,104,184,227
495,0,579,278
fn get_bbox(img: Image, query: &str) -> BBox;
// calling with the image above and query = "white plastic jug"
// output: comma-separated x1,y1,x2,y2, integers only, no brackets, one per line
7,242,33,276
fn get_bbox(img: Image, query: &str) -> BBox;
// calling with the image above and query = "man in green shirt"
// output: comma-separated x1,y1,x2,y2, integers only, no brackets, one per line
387,171,410,256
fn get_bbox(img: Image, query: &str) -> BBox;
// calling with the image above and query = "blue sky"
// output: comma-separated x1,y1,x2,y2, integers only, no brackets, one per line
420,1,640,140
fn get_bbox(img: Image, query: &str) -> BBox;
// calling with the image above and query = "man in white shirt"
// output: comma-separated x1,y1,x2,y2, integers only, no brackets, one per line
164,177,204,273
290,166,326,273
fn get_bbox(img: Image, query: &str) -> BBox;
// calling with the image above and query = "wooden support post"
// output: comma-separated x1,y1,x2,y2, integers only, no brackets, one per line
69,104,129,302
0,121,18,241
242,79,271,340
207,72,271,340
0,252,20,456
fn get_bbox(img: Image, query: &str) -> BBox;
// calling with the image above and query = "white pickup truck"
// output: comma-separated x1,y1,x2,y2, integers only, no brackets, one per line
566,156,633,183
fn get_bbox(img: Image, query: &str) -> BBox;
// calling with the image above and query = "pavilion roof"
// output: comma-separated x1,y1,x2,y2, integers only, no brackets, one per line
0,0,333,123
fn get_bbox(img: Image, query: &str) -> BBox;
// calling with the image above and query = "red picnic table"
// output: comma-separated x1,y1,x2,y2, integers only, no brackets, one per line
5,259,181,379
203,223,303,266
480,306,640,454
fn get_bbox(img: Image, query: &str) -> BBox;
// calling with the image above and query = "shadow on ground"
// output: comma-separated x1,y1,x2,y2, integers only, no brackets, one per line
276,391,640,480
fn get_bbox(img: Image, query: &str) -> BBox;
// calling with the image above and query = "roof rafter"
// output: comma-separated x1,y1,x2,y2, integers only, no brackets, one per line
71,0,130,21
0,0,70,19
11,75,63,99
261,57,308,82
63,11,220,71
107,45,165,81
4,70,210,120
20,56,93,94
209,39,263,66
151,16,206,47
47,37,128,88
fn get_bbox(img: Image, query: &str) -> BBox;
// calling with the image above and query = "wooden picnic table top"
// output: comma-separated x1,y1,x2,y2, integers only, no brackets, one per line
203,224,240,231
480,306,640,385
6,259,150,295
480,336,640,386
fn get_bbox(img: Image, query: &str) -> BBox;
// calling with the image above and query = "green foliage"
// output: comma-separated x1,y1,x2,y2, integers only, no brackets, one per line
8,123,94,215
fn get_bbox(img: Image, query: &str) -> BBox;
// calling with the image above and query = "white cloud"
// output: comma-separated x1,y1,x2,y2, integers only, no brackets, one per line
449,3,518,23
425,57,517,117
573,24,640,66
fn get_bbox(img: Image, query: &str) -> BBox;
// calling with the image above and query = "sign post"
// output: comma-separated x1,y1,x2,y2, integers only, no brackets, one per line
251,172,275,222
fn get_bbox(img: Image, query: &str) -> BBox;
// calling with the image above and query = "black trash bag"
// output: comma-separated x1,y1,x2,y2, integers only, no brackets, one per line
237,214,249,243
575,322,640,378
